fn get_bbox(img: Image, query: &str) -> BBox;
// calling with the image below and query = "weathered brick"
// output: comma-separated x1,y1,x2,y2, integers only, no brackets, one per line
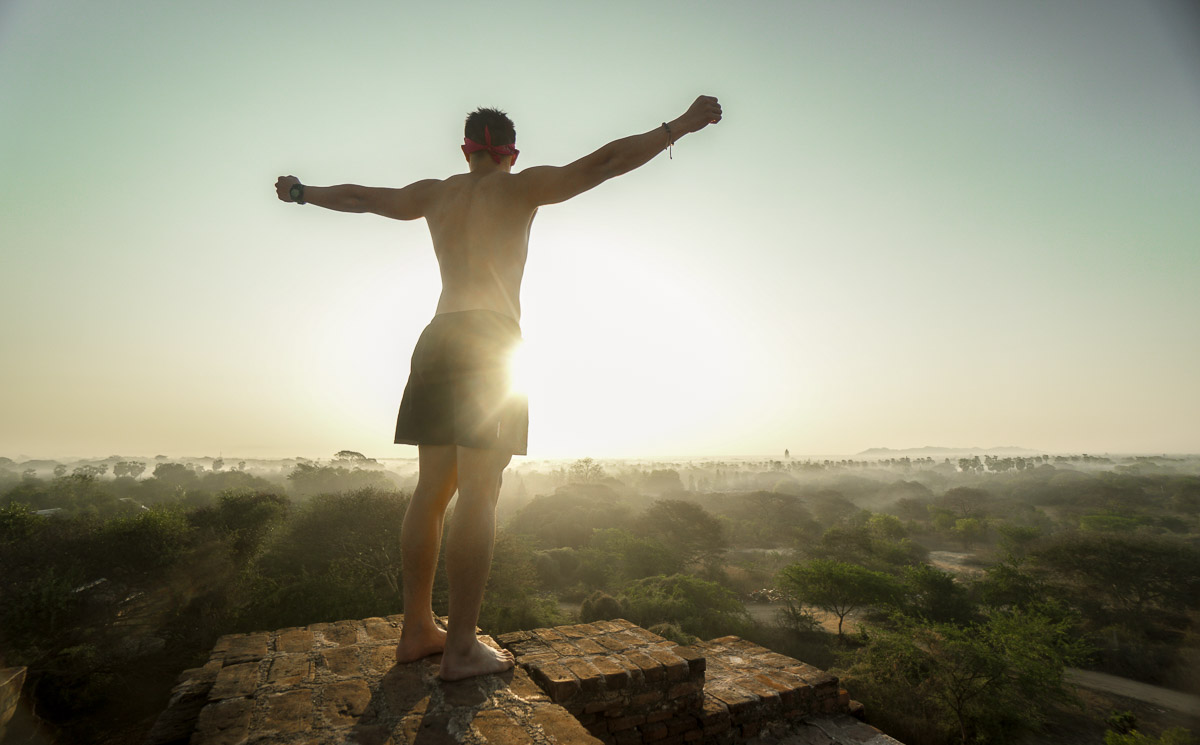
321,646,360,677
733,675,781,711
589,655,631,690
613,730,641,744
555,624,588,639
642,721,669,741
208,662,258,700
683,729,703,741
644,647,689,682
591,620,622,633
607,713,646,732
562,658,605,696
572,637,607,655
275,629,314,654
583,698,615,714
495,630,532,645
193,697,252,745
630,689,663,707
260,689,312,734
707,682,759,719
672,645,706,676
622,650,665,684
213,634,268,665
362,643,397,674
546,639,584,656
667,715,699,735
322,679,371,726
266,654,311,686
363,616,401,641
531,661,579,702
595,634,631,652
533,627,567,642
668,680,703,700
324,620,361,646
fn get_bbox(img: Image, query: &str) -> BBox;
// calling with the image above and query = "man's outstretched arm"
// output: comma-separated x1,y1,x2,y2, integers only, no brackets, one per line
515,95,722,207
274,176,440,221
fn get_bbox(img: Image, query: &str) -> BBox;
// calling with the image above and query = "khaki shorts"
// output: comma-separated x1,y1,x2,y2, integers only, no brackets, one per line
394,310,528,455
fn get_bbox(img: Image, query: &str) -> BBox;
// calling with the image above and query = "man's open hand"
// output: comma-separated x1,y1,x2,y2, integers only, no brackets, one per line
678,95,722,135
275,175,300,202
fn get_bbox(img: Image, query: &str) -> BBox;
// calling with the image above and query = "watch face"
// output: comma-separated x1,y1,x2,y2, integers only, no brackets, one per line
290,185,302,200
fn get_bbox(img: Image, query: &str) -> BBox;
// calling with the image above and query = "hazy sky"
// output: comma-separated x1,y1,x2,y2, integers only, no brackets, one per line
2,0,1198,460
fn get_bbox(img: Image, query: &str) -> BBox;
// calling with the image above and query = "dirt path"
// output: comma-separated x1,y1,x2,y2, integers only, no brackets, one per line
1066,668,1200,715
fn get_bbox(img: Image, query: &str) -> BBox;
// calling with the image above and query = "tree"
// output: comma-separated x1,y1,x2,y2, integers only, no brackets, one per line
941,487,989,519
778,559,900,637
952,518,986,549
901,564,977,624
568,457,605,483
1033,532,1200,624
640,499,727,568
617,574,749,640
113,461,146,479
841,609,1088,744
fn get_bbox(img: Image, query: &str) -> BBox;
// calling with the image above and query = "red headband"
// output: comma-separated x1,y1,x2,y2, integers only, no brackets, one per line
461,125,519,165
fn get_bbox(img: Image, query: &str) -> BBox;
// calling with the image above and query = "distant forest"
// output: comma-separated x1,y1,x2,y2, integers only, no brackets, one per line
2,452,1198,745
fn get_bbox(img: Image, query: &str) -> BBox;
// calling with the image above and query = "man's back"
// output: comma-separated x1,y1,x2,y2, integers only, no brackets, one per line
423,171,536,322
274,95,721,682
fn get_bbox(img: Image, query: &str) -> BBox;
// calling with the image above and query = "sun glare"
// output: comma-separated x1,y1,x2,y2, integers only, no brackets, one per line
508,338,531,396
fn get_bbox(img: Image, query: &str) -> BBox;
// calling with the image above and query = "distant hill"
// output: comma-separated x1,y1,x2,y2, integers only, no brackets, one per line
857,446,1043,457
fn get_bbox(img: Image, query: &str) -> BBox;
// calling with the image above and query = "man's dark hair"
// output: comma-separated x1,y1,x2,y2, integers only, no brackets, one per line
464,107,516,146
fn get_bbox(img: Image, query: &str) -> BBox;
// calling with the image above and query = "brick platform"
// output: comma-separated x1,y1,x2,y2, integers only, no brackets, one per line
145,615,600,745
146,616,901,745
495,623,880,745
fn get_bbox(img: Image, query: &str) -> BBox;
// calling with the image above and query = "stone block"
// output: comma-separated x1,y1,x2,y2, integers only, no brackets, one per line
363,616,401,641
622,650,665,684
260,689,312,735
672,645,707,676
208,662,258,701
562,658,605,697
643,647,689,682
266,654,311,686
533,627,567,642
607,713,645,732
590,655,631,690
193,697,252,745
642,721,669,741
362,643,398,674
321,646,361,677
321,679,371,727
494,630,532,645
531,661,580,702
274,629,314,654
213,633,268,665
707,682,759,719
564,637,602,656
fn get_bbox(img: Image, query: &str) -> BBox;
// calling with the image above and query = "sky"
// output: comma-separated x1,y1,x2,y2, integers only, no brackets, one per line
2,0,1198,461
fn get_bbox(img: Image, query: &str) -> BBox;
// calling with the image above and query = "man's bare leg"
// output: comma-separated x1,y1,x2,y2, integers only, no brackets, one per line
396,445,458,663
438,445,515,681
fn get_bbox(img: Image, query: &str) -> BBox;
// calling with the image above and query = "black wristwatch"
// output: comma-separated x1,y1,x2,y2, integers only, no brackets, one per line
289,183,306,204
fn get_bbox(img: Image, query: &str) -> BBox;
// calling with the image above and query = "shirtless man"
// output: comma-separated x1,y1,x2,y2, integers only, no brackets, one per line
275,94,722,680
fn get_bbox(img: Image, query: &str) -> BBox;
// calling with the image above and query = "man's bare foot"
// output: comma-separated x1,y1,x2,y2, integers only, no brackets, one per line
395,624,447,663
438,639,515,681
